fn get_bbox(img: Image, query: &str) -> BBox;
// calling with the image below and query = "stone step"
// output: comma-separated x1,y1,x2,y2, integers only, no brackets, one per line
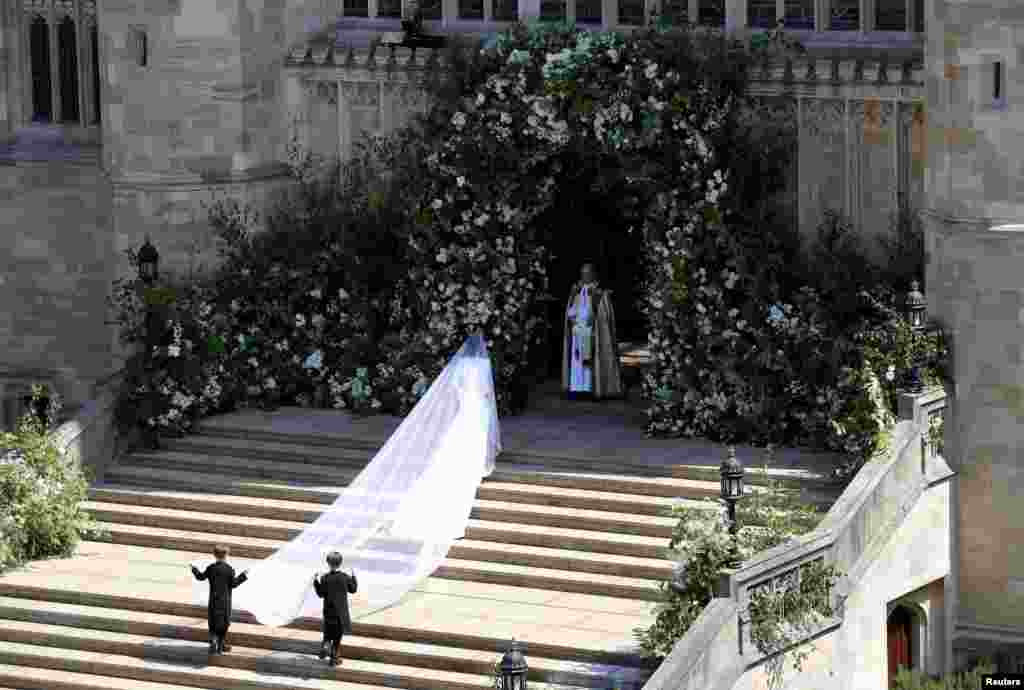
164,433,690,483
83,501,675,580
88,485,681,555
117,449,727,501
0,596,649,688
89,522,664,601
0,636,500,690
0,663,215,690
101,466,689,539
0,546,655,667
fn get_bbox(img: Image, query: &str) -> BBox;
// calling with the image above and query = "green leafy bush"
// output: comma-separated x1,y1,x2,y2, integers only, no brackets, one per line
892,658,995,689
636,462,829,658
0,385,104,572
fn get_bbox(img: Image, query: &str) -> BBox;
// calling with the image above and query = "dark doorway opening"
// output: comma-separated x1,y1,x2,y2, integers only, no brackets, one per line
533,159,648,381
30,16,52,122
58,16,79,123
887,605,914,688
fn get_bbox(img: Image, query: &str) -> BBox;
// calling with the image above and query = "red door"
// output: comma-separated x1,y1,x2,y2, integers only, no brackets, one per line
887,606,913,687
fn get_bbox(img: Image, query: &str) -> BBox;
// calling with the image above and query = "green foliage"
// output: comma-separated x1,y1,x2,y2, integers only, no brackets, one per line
636,460,829,659
749,558,841,689
892,658,996,689
0,385,105,572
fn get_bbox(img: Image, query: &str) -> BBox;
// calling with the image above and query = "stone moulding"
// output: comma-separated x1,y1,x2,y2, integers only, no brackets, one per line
645,389,953,690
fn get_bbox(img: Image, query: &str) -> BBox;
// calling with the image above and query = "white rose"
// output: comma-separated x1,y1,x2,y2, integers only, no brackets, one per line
338,288,349,300
309,288,322,299
295,314,306,327
167,344,181,358
432,199,443,209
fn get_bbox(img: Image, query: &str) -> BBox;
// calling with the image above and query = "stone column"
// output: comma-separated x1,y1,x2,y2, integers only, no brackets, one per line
600,0,617,30
724,0,745,30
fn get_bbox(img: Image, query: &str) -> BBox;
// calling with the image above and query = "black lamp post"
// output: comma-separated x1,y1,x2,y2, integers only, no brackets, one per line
904,280,927,394
495,640,528,690
720,446,745,569
138,236,160,449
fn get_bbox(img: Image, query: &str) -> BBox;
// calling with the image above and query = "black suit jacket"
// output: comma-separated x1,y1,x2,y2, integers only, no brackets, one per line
314,570,358,633
192,561,247,630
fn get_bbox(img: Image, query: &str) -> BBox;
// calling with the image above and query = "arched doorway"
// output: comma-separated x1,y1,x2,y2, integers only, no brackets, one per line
58,16,80,123
888,605,915,687
534,158,648,382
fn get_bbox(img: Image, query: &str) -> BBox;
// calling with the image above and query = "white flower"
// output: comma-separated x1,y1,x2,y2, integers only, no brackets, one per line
457,176,467,187
885,365,896,382
451,112,467,129
265,378,277,389
309,288,322,299
645,62,658,79
338,288,349,300
500,112,512,124
248,357,259,368
167,344,181,357
476,93,485,106
432,199,443,210
295,314,306,328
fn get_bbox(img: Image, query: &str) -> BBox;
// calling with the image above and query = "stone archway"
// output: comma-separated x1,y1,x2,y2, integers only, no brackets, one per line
887,603,921,687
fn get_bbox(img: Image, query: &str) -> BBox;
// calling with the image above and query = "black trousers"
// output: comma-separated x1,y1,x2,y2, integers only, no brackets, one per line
323,619,343,643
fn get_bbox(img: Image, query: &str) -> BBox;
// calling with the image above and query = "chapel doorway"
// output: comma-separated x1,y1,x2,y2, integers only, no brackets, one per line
533,165,648,382
888,605,915,687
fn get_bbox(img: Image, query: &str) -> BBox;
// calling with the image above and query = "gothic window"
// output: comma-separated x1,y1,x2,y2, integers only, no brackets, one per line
419,0,441,20
377,0,402,17
458,0,484,20
829,0,858,29
913,0,922,31
29,15,52,122
493,0,517,19
133,27,148,67
618,0,645,25
660,0,686,24
875,0,906,30
993,60,1005,102
748,0,775,28
343,0,369,17
90,24,100,123
576,0,601,24
698,0,723,25
784,0,813,28
58,16,79,122
539,0,564,20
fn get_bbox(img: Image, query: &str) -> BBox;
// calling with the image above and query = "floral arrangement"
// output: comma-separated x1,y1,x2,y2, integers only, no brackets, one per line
381,21,735,416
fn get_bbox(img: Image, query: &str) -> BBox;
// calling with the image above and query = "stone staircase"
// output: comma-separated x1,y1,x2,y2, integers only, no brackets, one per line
0,415,758,690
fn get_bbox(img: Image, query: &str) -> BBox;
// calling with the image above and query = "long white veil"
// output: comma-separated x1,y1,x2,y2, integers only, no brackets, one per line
192,335,502,626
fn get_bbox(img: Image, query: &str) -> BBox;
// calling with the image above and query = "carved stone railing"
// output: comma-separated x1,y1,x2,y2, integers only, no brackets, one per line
47,368,129,484
643,386,954,690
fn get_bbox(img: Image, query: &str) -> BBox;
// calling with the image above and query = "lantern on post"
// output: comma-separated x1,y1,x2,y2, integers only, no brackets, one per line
719,446,745,569
904,280,927,394
495,640,528,690
138,235,160,285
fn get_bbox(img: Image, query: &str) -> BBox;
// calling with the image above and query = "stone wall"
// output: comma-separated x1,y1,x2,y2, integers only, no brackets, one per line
0,157,114,405
921,0,1024,666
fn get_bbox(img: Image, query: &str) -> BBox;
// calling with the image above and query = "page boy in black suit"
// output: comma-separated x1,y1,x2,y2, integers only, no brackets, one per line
313,551,358,666
191,544,249,654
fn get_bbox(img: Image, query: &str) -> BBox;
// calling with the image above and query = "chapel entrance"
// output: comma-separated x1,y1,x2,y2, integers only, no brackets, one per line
533,165,648,382
887,605,915,687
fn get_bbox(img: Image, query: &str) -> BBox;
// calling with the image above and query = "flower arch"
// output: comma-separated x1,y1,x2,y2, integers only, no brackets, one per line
383,22,760,432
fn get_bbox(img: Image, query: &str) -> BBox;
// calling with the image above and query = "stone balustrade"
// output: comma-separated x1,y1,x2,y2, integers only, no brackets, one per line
642,386,954,690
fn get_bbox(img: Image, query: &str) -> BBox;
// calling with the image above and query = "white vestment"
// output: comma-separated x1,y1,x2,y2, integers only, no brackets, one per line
567,284,595,392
